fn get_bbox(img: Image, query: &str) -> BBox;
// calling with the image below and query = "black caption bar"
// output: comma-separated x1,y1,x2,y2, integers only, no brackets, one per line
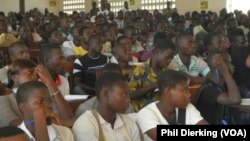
157,125,250,140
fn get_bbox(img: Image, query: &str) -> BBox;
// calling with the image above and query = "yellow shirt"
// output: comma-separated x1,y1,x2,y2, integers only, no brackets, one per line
129,61,160,112
72,46,88,56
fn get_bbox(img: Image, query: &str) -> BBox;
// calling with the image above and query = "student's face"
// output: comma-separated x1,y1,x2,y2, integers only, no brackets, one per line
106,81,131,113
156,49,175,69
82,28,93,42
231,36,245,47
0,134,28,141
23,88,52,119
119,38,132,52
19,26,31,40
209,35,227,53
180,35,197,56
51,31,64,44
169,83,191,108
117,45,132,62
47,49,66,74
91,37,103,53
13,68,37,85
12,45,30,62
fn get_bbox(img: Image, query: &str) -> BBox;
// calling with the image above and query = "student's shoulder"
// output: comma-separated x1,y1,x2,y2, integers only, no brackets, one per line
137,102,157,116
73,111,97,128
52,124,74,141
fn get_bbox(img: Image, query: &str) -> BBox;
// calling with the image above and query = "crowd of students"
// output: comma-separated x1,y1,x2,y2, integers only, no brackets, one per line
0,1,250,141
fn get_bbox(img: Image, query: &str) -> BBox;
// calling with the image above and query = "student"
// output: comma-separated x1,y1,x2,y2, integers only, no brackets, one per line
75,63,123,118
195,53,241,124
111,36,137,80
0,126,28,141
129,39,176,112
39,43,70,96
136,70,208,141
7,59,73,124
0,41,29,85
0,20,18,47
16,81,74,141
73,35,109,95
170,33,210,84
73,72,140,141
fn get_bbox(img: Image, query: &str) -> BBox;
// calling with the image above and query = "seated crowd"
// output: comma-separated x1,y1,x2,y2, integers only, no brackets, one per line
0,1,250,141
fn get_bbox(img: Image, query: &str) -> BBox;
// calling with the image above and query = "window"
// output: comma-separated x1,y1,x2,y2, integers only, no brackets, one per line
109,0,124,13
227,0,248,14
63,0,85,15
141,0,175,12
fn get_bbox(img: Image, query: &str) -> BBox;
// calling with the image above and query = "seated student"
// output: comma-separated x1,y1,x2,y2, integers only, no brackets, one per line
136,70,208,141
195,53,241,124
129,39,176,112
75,63,133,118
124,26,145,59
73,72,140,141
170,33,210,84
0,126,28,141
39,43,70,96
0,20,18,47
6,59,73,125
110,36,137,80
16,81,74,141
72,26,92,57
73,35,109,95
0,41,29,85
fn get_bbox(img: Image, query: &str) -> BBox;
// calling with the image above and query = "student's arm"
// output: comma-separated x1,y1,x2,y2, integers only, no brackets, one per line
33,108,50,141
196,119,209,125
214,55,241,105
145,128,157,141
189,76,206,85
36,65,74,119
130,82,157,100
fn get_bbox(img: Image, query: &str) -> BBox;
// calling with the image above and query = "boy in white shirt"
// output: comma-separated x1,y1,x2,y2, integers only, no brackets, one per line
73,72,140,141
136,70,208,141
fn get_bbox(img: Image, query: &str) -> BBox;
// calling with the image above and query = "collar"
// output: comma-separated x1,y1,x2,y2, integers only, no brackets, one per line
110,56,119,64
18,121,57,140
175,54,196,70
97,113,124,130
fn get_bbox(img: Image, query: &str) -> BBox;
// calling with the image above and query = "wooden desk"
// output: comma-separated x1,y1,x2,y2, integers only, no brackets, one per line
188,84,201,104
67,100,86,114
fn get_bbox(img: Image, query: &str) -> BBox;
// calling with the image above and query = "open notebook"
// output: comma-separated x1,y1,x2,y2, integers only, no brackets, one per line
64,95,89,101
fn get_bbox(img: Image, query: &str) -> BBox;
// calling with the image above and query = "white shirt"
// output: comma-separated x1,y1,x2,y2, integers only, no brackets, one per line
57,75,70,96
0,65,9,84
132,41,144,53
73,110,141,141
136,102,203,141
18,121,74,141
63,40,76,50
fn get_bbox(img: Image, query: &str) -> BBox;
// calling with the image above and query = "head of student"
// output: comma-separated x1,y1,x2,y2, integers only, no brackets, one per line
102,63,122,74
0,126,28,141
8,42,30,62
16,81,52,121
152,39,176,70
112,39,132,63
9,59,37,87
204,32,227,53
175,33,197,56
39,43,66,74
49,30,64,45
88,34,103,54
158,70,191,108
95,72,130,113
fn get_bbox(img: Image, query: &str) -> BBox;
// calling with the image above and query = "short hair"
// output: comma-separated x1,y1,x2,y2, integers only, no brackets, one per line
78,26,91,36
153,32,167,45
102,63,122,74
153,38,176,53
158,70,188,93
16,81,49,105
203,32,221,47
228,28,244,42
175,33,193,47
39,43,61,64
95,72,127,100
8,41,27,56
0,126,25,138
88,34,101,46
116,35,129,44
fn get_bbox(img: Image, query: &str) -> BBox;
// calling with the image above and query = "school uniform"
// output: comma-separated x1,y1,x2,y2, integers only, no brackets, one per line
0,94,22,127
73,110,141,141
18,121,74,141
136,101,204,141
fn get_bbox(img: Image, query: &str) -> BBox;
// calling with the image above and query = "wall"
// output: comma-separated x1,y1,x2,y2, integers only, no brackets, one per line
176,0,227,14
0,0,228,15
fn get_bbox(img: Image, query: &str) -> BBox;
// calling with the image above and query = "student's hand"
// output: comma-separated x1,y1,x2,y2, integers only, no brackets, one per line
35,65,54,86
44,109,62,125
246,54,250,68
212,54,229,74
